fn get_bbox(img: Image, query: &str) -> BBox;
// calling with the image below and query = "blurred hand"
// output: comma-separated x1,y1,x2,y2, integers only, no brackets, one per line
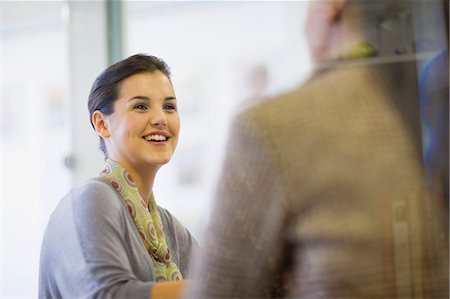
150,280,188,299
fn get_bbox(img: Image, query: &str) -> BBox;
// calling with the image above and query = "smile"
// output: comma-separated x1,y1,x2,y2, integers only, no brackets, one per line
143,134,169,142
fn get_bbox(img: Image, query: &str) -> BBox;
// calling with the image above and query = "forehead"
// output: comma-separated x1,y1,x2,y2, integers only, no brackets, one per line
118,71,174,96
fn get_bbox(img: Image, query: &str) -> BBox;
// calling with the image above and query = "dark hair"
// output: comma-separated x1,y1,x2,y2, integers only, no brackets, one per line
88,54,172,157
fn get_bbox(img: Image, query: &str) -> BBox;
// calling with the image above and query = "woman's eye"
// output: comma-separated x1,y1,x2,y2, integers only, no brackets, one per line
164,104,177,110
135,104,148,110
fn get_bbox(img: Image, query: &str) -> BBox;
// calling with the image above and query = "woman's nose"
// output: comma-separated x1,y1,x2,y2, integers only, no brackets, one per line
150,108,167,128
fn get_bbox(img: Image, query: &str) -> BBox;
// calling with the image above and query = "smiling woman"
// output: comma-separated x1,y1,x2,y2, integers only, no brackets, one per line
38,54,198,299
92,70,180,201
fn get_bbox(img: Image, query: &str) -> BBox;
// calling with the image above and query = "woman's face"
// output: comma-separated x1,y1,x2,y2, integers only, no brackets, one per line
104,71,180,173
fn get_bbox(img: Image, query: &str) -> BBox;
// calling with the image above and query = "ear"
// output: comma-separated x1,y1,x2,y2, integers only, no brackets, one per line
92,110,111,138
305,0,348,63
329,0,347,22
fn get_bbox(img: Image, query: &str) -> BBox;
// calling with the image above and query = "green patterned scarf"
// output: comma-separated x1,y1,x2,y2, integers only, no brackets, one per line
100,159,182,281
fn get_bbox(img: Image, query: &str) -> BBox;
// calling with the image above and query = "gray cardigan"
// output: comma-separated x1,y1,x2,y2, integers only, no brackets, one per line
39,178,198,299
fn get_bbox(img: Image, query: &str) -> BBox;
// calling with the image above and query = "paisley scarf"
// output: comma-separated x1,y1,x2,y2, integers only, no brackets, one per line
100,159,182,281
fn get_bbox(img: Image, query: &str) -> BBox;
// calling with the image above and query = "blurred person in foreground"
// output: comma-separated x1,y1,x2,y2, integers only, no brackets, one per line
39,54,198,299
185,0,448,298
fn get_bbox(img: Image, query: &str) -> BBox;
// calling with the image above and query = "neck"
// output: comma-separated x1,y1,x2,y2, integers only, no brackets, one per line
332,37,362,58
113,159,159,204
316,8,367,63
315,37,375,69
130,166,158,204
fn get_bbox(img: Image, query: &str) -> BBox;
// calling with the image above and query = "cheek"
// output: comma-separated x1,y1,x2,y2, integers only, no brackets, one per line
170,115,181,136
113,117,143,138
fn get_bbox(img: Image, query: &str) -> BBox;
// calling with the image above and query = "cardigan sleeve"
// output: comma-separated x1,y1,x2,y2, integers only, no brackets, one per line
39,179,154,299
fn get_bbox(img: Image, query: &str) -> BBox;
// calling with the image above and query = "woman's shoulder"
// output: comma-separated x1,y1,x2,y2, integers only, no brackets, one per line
59,177,124,217
45,177,127,243
72,176,111,191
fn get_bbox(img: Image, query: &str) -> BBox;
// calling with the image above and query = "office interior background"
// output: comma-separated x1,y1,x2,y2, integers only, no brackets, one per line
1,1,311,297
2,1,448,298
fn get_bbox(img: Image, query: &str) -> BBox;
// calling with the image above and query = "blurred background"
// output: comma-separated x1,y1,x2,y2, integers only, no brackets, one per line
1,0,448,298
1,1,311,297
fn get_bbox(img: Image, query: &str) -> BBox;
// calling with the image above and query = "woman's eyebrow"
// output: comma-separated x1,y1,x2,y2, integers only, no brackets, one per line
127,96,149,102
127,96,177,102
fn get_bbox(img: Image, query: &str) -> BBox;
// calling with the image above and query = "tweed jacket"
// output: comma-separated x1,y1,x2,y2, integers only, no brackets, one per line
186,61,448,298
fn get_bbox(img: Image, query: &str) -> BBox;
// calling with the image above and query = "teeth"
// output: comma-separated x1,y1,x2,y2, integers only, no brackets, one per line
145,134,167,141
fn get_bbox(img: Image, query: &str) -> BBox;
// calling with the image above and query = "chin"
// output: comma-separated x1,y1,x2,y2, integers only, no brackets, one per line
149,157,172,166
